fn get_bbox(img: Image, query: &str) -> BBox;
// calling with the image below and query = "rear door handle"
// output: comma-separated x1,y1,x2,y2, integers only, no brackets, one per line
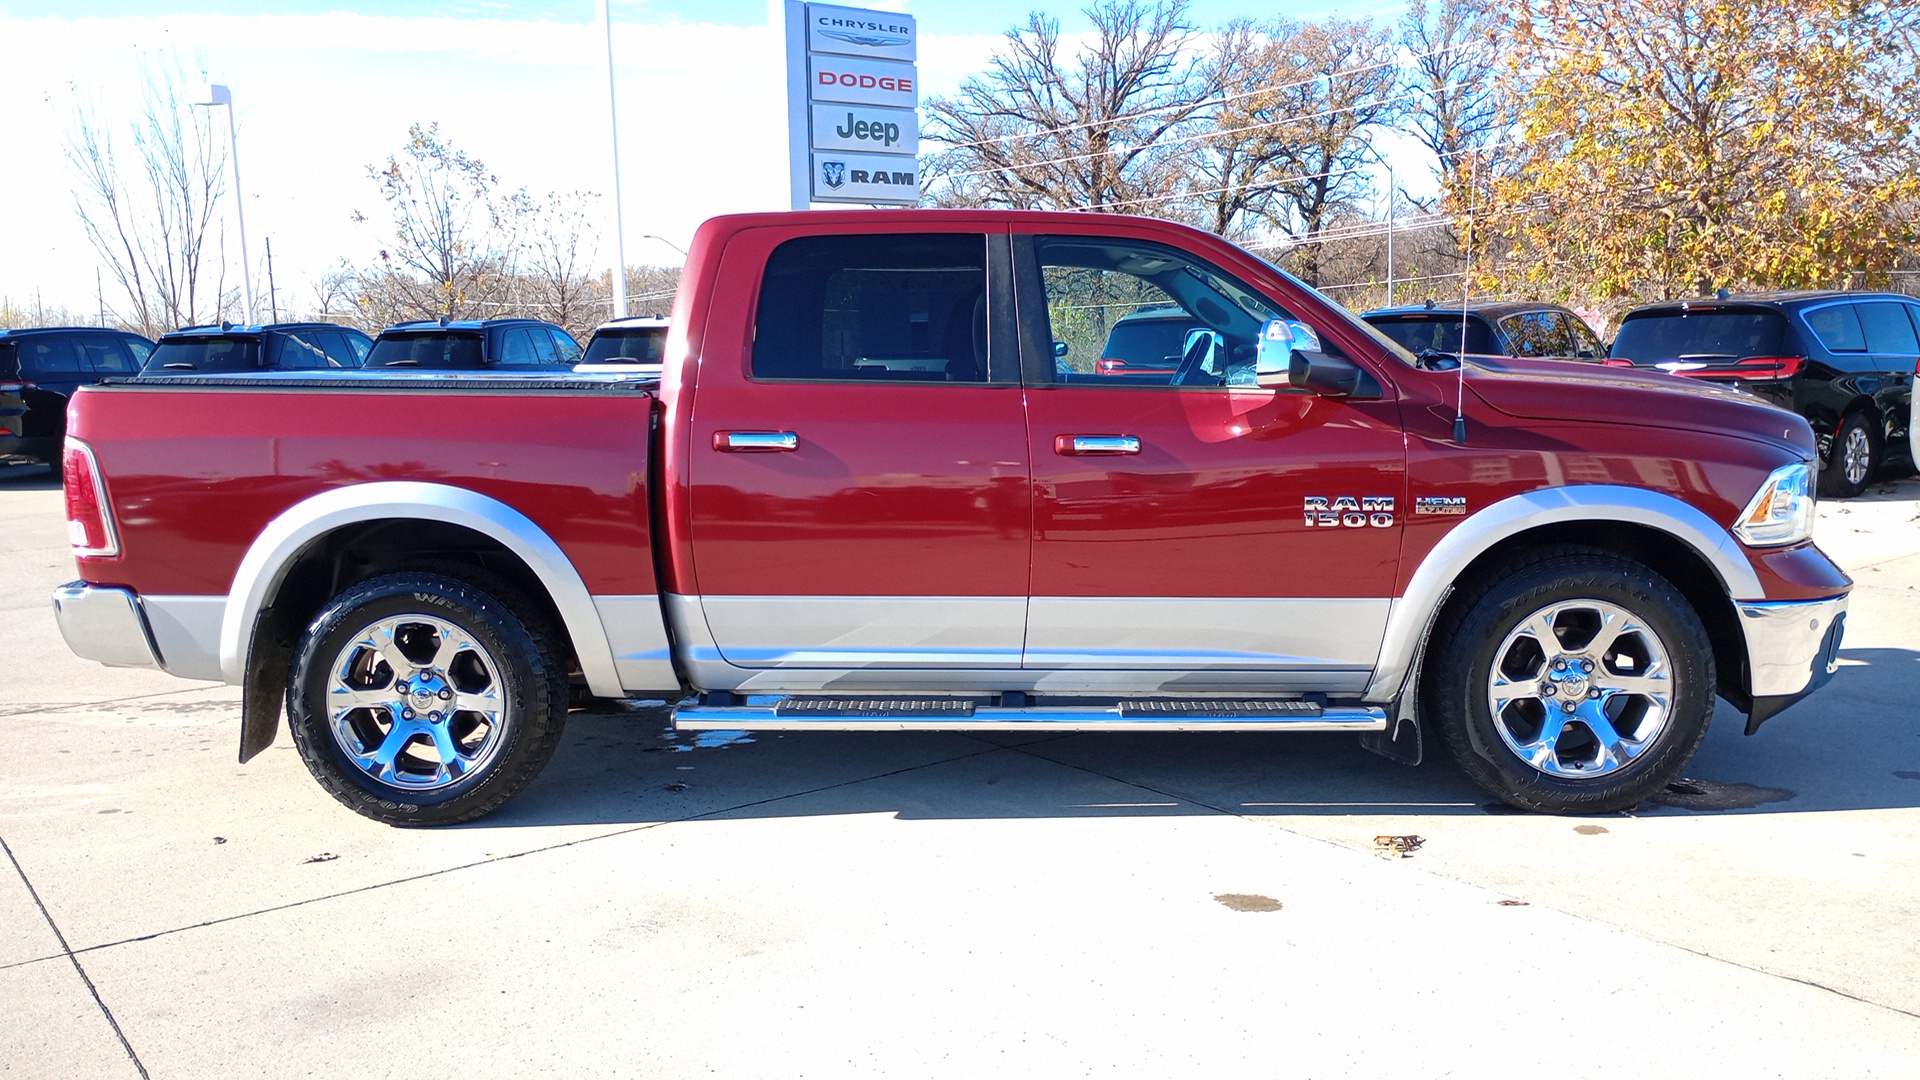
715,431,799,452
1055,434,1141,455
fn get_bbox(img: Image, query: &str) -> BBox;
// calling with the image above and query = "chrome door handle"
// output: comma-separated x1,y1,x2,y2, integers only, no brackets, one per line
1055,434,1141,455
715,431,799,452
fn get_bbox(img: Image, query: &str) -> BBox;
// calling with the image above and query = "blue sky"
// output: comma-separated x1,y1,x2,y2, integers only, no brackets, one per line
0,0,1413,319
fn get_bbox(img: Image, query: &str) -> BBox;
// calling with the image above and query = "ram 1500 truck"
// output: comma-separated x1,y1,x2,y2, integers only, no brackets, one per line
51,210,1850,824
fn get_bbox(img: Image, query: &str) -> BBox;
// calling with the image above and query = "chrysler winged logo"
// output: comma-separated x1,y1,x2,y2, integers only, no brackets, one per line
821,160,846,189
819,27,911,48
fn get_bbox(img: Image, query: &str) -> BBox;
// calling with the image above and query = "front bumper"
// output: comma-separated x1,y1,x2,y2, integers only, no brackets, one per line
1737,594,1847,733
51,582,162,670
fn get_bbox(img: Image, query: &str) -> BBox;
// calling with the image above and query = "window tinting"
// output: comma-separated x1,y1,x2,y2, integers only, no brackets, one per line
28,338,84,375
318,332,362,368
1500,311,1576,357
148,338,262,372
1610,309,1788,364
1366,314,1497,356
753,233,989,382
585,327,667,364
366,333,483,368
280,332,333,369
499,328,539,366
124,337,153,365
78,334,137,373
550,329,582,365
0,342,17,379
1804,304,1866,352
1857,301,1920,354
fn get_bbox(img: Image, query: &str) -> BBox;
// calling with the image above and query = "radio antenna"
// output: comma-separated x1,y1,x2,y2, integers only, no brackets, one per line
1453,146,1475,446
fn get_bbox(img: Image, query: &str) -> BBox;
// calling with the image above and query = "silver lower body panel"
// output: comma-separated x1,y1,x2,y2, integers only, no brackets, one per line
51,582,162,670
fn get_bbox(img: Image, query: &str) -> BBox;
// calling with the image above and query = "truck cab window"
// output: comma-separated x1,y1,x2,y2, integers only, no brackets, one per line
1033,237,1295,387
753,233,989,383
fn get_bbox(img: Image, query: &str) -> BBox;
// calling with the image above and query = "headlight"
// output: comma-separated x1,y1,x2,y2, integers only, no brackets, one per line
1733,461,1815,547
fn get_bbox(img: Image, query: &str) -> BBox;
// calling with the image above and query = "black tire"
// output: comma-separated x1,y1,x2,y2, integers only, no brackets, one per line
287,571,568,826
1820,410,1878,498
1422,547,1716,814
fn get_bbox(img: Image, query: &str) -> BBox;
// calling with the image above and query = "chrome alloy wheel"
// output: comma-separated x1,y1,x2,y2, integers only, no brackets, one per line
325,613,507,791
1485,598,1674,778
1843,424,1872,486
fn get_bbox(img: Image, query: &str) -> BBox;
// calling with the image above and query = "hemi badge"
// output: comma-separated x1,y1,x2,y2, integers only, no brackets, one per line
1415,496,1468,516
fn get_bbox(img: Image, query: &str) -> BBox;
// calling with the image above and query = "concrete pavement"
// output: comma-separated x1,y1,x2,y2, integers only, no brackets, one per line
4,461,1918,1078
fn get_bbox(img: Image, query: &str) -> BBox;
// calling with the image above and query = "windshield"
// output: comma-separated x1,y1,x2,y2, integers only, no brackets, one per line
1247,254,1420,366
1611,308,1789,365
366,333,484,368
148,338,262,372
584,327,666,364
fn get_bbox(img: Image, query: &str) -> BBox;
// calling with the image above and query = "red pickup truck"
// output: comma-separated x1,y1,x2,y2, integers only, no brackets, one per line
51,210,1849,824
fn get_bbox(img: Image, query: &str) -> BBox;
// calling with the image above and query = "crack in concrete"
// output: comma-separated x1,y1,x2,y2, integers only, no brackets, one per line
1,835,151,1079
0,684,232,720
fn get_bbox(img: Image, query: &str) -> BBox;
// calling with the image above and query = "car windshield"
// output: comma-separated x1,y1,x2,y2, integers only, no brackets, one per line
583,327,666,364
1610,308,1789,364
149,338,262,371
1365,314,1497,356
366,333,484,368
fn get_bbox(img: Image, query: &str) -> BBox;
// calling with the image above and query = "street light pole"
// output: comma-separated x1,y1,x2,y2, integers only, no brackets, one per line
1363,139,1396,307
639,234,688,259
193,83,255,325
599,0,630,320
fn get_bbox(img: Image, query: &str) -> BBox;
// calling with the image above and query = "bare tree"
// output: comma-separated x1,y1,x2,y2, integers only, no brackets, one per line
1211,18,1404,284
66,60,231,338
355,122,516,321
922,0,1214,211
514,190,603,337
1398,0,1507,198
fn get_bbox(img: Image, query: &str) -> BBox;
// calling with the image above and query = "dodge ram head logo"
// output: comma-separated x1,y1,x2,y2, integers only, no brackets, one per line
1304,496,1395,528
821,161,846,189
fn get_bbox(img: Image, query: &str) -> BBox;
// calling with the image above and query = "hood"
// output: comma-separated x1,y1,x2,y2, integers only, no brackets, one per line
1461,355,1815,458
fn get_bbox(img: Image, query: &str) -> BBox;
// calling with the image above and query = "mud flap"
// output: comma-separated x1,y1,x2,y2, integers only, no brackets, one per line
1360,713,1424,766
238,607,291,763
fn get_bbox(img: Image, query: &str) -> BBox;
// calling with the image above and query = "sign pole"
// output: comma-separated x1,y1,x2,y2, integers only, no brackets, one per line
784,0,811,210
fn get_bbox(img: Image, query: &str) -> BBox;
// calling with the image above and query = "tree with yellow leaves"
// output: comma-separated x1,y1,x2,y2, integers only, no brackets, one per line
1483,0,1920,307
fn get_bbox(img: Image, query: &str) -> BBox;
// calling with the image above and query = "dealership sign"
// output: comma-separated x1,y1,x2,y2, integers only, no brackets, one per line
784,2,920,208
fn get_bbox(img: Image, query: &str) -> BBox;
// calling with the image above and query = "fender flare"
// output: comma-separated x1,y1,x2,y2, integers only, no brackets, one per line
218,481,625,698
1364,484,1759,701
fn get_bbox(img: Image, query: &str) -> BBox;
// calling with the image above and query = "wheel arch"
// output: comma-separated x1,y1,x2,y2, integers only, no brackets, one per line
1367,485,1757,704
219,482,623,698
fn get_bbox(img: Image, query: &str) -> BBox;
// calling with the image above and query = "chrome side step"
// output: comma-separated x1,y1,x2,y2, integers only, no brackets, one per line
674,697,1388,733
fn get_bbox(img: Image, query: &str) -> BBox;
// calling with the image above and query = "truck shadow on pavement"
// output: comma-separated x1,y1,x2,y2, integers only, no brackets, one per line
480,645,1920,829
0,463,58,490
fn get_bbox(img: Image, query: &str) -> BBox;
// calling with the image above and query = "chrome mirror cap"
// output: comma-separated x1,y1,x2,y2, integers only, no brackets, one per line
1255,319,1301,389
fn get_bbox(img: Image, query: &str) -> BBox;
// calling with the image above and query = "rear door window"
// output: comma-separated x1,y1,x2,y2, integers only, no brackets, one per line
1499,311,1576,357
1856,301,1919,354
279,332,333,369
529,328,560,365
1610,309,1789,364
1804,304,1866,353
316,332,362,368
26,337,85,376
753,233,990,382
548,328,581,365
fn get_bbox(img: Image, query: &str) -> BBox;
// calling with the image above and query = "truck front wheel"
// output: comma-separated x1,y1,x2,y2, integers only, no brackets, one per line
286,572,569,825
1423,549,1716,814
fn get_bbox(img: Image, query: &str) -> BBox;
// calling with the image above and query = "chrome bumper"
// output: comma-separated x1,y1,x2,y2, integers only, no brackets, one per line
51,582,162,670
1738,594,1847,698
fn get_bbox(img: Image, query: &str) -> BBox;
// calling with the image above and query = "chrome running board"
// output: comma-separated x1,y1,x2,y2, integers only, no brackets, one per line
673,696,1388,733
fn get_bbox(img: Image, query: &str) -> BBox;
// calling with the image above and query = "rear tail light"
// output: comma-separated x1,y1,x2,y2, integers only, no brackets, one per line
1671,356,1805,380
1600,358,1635,367
62,438,120,557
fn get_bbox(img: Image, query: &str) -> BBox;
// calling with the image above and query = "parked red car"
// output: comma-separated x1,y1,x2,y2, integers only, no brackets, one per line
53,210,1848,824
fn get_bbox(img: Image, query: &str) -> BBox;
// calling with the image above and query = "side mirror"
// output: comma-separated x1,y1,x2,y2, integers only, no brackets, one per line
1255,319,1304,389
1053,341,1069,359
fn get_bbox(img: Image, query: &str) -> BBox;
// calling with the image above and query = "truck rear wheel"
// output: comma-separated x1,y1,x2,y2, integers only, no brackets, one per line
286,571,568,826
1422,548,1715,814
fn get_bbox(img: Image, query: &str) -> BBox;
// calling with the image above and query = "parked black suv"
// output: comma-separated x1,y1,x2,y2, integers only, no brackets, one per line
581,315,669,368
0,326,155,465
1362,301,1607,363
1609,292,1919,496
365,318,582,370
144,322,372,374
